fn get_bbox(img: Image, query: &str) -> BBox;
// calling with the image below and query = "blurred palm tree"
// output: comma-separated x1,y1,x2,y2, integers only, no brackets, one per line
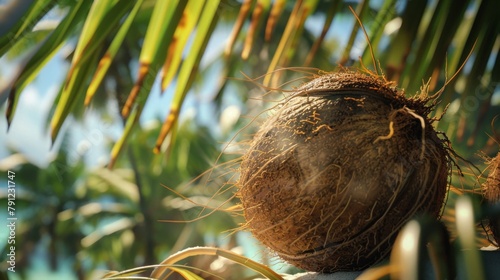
0,117,241,279
1,0,499,278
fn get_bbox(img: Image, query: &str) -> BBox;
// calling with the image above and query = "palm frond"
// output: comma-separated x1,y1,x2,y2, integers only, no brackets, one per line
0,0,498,163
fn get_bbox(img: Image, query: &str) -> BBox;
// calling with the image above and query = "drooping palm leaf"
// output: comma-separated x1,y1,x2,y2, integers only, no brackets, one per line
404,0,469,93
265,0,287,41
241,0,272,59
85,0,145,105
109,102,143,169
50,0,127,140
2,0,92,126
263,0,319,87
109,0,187,165
1,0,498,164
153,0,221,153
0,0,56,56
121,0,187,118
225,0,253,57
160,0,204,91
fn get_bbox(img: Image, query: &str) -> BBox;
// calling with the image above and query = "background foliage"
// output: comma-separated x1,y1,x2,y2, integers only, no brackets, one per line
0,0,499,279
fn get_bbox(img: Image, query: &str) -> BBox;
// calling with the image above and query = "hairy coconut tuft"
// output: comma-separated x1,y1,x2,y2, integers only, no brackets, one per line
238,70,451,272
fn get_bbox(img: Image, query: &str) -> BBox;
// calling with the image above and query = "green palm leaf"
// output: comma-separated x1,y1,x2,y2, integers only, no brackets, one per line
263,0,319,87
121,0,186,118
0,0,56,56
0,0,497,164
154,0,221,153
85,0,144,105
2,0,91,126
160,0,204,91
50,0,138,140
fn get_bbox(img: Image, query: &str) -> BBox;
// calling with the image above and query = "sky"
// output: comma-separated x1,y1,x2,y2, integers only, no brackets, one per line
0,56,64,167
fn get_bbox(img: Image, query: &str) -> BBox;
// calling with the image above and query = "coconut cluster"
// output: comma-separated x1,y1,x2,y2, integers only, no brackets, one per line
238,71,451,272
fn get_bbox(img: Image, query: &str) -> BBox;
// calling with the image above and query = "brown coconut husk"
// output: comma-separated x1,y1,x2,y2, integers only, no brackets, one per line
238,70,451,272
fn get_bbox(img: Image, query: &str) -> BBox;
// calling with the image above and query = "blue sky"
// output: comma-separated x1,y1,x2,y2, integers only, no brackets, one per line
0,54,64,167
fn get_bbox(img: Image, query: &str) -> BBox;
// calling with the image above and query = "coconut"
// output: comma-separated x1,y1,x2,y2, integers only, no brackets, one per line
484,152,500,246
238,70,451,272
